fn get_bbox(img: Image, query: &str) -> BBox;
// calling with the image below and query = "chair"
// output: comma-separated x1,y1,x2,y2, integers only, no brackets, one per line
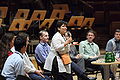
29,56,53,79
29,56,40,70
85,67,100,79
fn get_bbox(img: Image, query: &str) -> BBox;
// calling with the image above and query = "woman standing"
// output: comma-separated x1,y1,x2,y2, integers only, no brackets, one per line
44,20,73,80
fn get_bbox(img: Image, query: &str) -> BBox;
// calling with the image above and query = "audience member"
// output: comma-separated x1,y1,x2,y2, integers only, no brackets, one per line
18,32,51,80
79,30,105,79
1,34,28,80
0,33,15,70
106,29,120,79
35,30,50,69
64,31,86,72
106,29,120,58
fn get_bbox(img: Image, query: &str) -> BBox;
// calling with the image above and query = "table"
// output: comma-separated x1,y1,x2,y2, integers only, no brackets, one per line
91,59,120,80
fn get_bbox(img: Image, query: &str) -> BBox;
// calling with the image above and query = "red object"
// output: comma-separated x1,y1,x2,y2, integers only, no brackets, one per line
8,51,13,56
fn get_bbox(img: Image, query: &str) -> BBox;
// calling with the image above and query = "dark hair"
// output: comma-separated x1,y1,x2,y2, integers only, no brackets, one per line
39,30,48,37
87,30,96,36
0,33,15,69
1,33,15,48
14,33,28,52
18,32,29,41
65,31,72,37
115,29,120,33
56,20,67,28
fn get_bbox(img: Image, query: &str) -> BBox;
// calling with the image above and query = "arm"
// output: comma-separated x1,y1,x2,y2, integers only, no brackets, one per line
23,54,36,73
97,45,100,56
35,46,47,63
52,35,72,53
106,40,113,52
79,42,89,59
69,45,79,59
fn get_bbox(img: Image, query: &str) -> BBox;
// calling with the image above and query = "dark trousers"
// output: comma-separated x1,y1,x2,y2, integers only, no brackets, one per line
52,57,73,80
71,62,90,80
85,58,104,79
72,58,86,72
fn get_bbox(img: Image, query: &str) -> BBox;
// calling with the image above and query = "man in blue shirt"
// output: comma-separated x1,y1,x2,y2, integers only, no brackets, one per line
106,29,120,58
106,29,120,79
1,34,29,80
35,30,50,69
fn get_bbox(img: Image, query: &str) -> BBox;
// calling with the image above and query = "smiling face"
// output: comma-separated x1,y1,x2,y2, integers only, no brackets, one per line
40,32,49,43
58,24,67,35
87,32,95,42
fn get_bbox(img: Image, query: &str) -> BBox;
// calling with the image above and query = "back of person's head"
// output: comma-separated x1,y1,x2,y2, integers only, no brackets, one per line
14,34,27,52
1,33,15,47
18,32,29,41
56,20,67,28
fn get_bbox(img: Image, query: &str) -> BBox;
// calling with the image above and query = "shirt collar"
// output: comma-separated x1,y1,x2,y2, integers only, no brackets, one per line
11,46,15,53
86,40,94,45
40,42,47,46
113,38,120,42
15,51,23,59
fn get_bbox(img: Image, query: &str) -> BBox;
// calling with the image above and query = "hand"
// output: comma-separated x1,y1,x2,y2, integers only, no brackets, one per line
116,58,120,61
64,37,73,46
75,54,82,59
35,70,45,78
89,56,97,59
73,42,78,45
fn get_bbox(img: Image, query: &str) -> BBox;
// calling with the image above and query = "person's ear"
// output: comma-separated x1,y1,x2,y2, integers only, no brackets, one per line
40,36,42,40
58,27,60,31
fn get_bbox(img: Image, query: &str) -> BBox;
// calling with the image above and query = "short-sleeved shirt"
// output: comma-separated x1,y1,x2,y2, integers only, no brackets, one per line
1,51,25,80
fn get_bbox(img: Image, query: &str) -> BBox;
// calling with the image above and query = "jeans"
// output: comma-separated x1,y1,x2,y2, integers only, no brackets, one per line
71,62,90,80
85,58,104,79
72,57,86,72
28,73,51,80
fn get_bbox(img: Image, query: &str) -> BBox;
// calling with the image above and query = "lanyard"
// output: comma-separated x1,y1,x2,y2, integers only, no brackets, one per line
15,51,23,59
88,43,95,53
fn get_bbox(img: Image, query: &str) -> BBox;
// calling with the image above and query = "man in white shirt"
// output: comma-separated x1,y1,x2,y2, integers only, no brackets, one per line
18,32,51,80
1,34,28,80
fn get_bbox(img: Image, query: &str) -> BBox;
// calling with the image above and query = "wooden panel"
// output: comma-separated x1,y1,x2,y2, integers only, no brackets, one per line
94,11,104,24
15,9,30,19
110,21,120,35
109,11,120,21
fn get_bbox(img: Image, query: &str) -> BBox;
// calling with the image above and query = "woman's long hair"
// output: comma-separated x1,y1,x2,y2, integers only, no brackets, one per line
0,33,15,69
